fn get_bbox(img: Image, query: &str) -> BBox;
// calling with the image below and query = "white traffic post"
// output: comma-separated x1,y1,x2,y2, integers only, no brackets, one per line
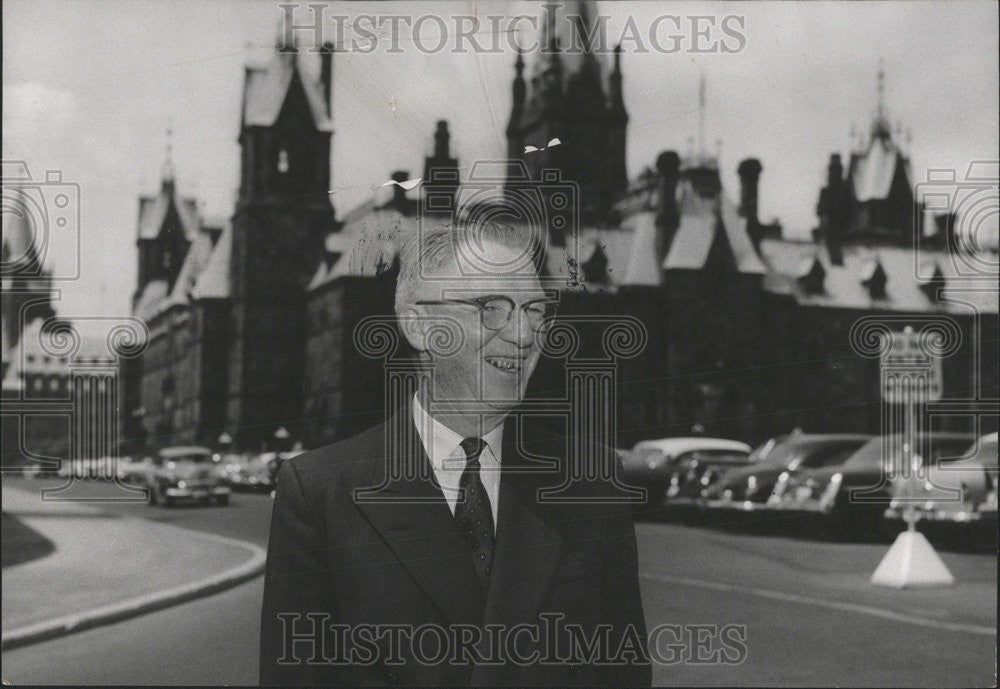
871,326,953,588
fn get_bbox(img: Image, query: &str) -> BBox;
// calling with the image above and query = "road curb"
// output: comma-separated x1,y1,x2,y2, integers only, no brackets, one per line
1,524,267,651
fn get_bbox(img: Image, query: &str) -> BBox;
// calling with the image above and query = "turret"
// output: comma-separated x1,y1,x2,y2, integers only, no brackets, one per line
422,121,460,215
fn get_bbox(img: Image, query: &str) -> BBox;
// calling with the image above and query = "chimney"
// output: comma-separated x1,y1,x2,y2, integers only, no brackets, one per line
737,158,762,227
655,151,681,261
818,153,847,265
391,170,410,212
827,153,843,186
320,43,334,118
433,119,449,159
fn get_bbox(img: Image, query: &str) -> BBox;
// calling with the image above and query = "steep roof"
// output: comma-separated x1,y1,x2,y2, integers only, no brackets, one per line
191,223,232,299
619,212,663,285
545,227,639,289
137,183,201,241
759,239,999,313
242,51,332,132
168,229,214,301
134,279,169,322
662,175,766,275
848,135,909,203
309,204,419,290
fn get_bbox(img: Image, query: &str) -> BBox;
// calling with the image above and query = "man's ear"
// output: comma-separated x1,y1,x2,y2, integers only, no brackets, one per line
398,306,428,352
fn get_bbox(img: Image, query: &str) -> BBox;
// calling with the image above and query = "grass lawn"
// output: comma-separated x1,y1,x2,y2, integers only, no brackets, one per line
2,512,55,568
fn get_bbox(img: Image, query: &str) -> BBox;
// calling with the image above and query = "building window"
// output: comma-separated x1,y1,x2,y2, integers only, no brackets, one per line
34,379,44,391
277,149,290,174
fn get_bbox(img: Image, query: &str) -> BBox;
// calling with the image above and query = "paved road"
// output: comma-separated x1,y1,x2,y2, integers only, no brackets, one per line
2,478,996,686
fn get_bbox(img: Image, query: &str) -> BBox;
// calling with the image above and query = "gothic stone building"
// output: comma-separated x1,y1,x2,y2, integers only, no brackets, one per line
126,5,998,453
126,39,336,451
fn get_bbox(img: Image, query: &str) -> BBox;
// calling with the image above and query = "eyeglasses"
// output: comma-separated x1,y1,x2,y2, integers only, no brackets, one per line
415,295,558,333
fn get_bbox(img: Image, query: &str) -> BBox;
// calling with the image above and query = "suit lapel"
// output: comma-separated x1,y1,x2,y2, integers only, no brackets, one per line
481,417,564,628
354,407,485,626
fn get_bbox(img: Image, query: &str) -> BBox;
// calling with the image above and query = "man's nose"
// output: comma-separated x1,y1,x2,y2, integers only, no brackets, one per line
498,308,536,347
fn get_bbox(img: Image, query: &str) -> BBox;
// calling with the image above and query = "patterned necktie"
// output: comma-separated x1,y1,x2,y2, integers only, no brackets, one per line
456,437,495,588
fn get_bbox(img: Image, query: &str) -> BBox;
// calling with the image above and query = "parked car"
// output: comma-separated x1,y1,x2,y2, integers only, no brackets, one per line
767,432,975,537
224,453,276,492
620,437,752,507
885,432,997,525
121,445,231,507
117,455,155,483
663,445,755,505
704,433,872,511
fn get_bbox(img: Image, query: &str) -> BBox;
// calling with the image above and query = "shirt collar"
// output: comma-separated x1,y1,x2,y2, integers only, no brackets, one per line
412,393,504,470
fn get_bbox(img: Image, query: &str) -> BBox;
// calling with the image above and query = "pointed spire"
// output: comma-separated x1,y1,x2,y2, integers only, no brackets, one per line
277,15,296,53
536,2,562,78
871,58,891,140
697,73,707,163
541,2,559,54
573,0,593,52
876,58,885,121
161,119,175,183
533,3,564,114
608,43,628,123
319,42,334,118
507,47,527,137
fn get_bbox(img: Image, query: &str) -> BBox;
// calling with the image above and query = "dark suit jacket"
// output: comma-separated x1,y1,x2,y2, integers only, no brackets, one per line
259,405,650,686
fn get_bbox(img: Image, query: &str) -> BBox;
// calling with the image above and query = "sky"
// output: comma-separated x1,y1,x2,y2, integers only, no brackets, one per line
3,0,998,325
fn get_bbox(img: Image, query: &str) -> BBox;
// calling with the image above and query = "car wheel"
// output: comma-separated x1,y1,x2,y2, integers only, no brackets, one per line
162,491,175,508
146,485,158,506
216,495,229,506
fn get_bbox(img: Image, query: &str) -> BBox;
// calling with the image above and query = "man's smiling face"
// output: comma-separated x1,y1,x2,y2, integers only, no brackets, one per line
416,240,546,421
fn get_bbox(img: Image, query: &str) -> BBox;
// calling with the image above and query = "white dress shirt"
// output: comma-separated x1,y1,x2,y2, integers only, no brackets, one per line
412,394,502,531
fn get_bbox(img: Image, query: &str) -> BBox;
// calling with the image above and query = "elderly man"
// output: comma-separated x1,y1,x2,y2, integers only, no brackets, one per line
260,220,650,686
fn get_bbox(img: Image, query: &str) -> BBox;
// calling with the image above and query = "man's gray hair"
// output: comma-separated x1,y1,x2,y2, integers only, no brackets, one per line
394,219,542,313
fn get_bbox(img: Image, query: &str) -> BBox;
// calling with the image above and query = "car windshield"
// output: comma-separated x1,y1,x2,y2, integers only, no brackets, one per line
843,436,974,470
748,436,786,463
630,446,664,461
792,440,870,470
678,449,749,465
160,451,212,463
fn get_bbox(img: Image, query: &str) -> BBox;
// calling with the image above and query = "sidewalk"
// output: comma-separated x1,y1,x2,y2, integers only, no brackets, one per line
2,483,266,649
